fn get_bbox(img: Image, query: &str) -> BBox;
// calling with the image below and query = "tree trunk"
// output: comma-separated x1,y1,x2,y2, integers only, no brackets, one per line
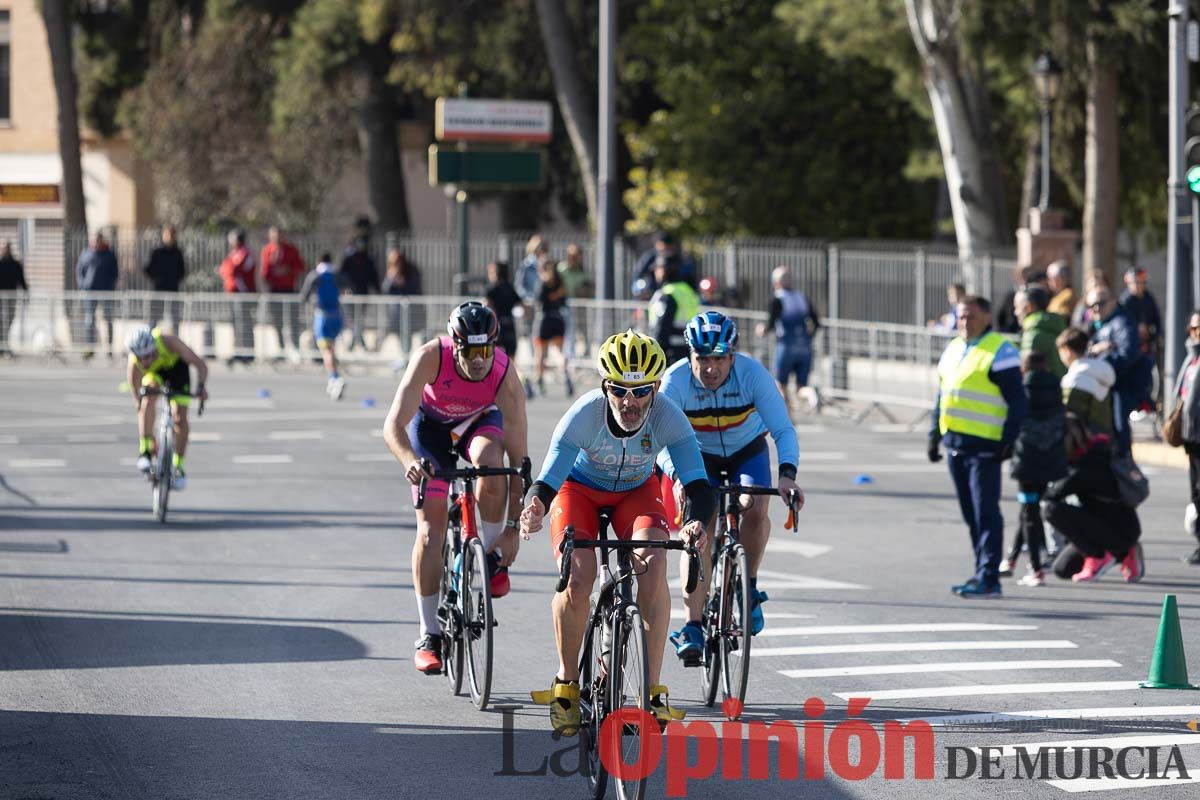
534,0,599,226
1018,127,1038,231
1083,32,1119,290
41,0,88,238
905,0,1004,289
357,45,409,234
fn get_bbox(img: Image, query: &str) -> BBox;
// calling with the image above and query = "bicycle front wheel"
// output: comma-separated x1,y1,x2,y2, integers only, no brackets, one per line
611,604,649,800
719,545,752,715
463,537,494,710
154,429,173,524
699,555,722,707
579,602,609,800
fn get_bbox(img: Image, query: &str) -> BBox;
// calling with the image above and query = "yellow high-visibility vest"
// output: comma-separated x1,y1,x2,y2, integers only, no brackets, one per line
938,332,1008,441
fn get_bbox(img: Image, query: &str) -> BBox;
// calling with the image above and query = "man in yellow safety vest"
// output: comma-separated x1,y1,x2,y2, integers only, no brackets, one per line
928,295,1026,598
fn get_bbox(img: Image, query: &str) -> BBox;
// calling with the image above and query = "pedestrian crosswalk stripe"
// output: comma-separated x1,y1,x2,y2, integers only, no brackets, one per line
764,540,833,558
755,569,866,590
754,639,1078,658
9,458,66,468
758,622,1038,638
232,454,293,464
268,430,324,440
970,733,1200,759
670,609,814,621
190,432,222,442
835,680,1142,701
903,706,1200,726
780,658,1120,679
1048,768,1200,793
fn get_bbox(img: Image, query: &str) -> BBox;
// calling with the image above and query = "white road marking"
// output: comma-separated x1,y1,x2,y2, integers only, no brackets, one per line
8,458,66,468
754,569,866,590
0,415,125,430
232,454,293,465
65,433,119,443
1048,768,1200,793
971,733,1200,759
779,659,1121,679
757,622,1038,638
764,540,833,559
0,435,19,444
670,609,814,620
65,393,132,407
753,639,1079,658
119,457,138,466
369,429,384,438
347,453,395,462
189,432,222,442
904,706,1200,727
898,451,931,460
797,464,944,473
268,430,323,441
801,451,847,461
835,680,1143,701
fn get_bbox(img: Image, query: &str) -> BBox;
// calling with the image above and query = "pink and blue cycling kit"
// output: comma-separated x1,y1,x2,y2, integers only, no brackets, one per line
408,337,510,499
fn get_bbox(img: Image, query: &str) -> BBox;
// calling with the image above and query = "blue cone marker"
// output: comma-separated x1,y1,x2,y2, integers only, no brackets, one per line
361,397,376,409
257,388,271,399
853,474,874,485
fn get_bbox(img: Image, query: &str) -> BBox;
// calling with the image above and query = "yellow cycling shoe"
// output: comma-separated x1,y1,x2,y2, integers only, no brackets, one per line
649,684,686,725
531,679,581,736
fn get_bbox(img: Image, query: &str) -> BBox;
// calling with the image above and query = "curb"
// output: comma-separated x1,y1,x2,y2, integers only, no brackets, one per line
1132,440,1189,470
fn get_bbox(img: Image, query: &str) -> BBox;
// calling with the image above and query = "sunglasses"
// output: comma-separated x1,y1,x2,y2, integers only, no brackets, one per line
456,344,494,359
606,382,654,399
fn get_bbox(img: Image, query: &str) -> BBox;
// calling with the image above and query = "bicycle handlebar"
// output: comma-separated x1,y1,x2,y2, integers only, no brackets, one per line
555,526,703,594
711,483,801,531
138,386,205,417
414,456,532,510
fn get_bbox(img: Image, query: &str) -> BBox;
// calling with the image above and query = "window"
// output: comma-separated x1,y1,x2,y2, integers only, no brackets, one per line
0,11,9,123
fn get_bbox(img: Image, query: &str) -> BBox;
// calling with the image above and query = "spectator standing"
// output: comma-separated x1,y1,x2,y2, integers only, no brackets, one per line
1170,310,1200,566
699,276,720,306
340,236,380,351
1015,285,1066,377
930,283,966,333
633,231,698,292
0,240,28,356
649,253,700,365
533,256,573,397
994,266,1030,334
218,229,256,365
928,295,1026,598
1001,351,1067,586
382,247,423,354
1058,327,1115,434
260,226,306,358
1046,260,1077,321
757,265,820,416
1086,286,1140,455
518,234,548,305
1118,266,1162,415
75,230,119,358
556,242,591,360
485,260,522,359
143,224,186,328
1045,414,1144,583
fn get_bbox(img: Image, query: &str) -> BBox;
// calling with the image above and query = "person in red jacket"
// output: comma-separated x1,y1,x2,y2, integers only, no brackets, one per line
218,229,256,365
260,226,306,358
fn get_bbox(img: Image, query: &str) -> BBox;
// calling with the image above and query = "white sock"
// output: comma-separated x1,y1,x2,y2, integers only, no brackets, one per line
480,518,505,552
417,592,441,636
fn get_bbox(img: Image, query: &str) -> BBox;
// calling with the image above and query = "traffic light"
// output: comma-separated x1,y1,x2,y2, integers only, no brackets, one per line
1186,106,1200,194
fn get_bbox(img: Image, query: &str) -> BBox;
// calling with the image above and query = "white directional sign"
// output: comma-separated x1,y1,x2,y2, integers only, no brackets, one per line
435,98,552,143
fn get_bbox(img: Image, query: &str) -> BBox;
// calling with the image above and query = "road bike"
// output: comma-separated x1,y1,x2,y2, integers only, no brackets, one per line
416,457,531,710
138,387,204,524
698,477,800,717
556,510,701,800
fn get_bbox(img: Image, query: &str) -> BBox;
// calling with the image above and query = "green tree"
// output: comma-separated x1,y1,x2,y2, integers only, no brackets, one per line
621,0,935,238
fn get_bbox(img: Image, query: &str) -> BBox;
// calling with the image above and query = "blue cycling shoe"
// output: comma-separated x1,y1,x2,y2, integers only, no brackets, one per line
749,589,768,636
670,621,704,667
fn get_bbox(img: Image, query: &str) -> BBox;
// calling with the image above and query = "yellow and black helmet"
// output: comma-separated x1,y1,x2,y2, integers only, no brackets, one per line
596,330,667,385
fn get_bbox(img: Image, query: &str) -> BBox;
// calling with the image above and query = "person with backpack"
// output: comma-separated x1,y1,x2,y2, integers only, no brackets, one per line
1000,351,1067,587
1086,286,1141,456
1170,309,1200,566
1044,413,1144,583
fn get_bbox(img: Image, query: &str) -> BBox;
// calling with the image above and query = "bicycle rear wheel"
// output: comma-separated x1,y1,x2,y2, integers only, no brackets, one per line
438,526,464,694
579,602,609,800
719,546,752,715
611,605,649,800
463,537,494,710
699,556,722,707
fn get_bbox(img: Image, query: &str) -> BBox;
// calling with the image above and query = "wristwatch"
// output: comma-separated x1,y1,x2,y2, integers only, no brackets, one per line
505,519,519,530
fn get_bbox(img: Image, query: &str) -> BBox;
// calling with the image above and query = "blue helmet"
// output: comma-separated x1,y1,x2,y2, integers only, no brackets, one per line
685,311,738,356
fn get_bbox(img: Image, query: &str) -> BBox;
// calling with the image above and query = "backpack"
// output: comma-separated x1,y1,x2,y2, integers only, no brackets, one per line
1110,453,1150,508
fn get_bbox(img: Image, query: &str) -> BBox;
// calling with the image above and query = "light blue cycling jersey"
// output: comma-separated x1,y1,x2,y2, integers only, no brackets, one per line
536,389,708,492
657,353,799,477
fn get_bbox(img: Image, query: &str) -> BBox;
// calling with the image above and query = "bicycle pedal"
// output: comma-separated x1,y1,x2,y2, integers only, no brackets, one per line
680,652,702,668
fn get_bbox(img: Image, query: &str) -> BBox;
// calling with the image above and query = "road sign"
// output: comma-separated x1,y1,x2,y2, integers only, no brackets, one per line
428,146,545,189
435,98,552,143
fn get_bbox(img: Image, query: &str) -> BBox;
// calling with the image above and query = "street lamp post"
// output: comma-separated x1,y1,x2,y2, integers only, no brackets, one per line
1034,52,1063,212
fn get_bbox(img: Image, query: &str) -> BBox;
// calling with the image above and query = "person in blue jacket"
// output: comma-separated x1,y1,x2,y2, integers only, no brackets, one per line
658,311,804,660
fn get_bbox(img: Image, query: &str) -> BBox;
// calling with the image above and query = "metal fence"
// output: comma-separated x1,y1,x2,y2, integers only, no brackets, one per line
29,228,1019,325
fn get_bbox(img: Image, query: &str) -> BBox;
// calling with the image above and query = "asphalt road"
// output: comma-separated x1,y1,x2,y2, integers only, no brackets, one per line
2,361,1200,800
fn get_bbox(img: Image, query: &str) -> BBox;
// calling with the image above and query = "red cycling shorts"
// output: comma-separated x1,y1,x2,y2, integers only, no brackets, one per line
549,477,670,555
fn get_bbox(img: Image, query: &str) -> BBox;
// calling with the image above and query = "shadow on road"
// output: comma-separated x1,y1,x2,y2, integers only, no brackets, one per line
0,613,369,670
